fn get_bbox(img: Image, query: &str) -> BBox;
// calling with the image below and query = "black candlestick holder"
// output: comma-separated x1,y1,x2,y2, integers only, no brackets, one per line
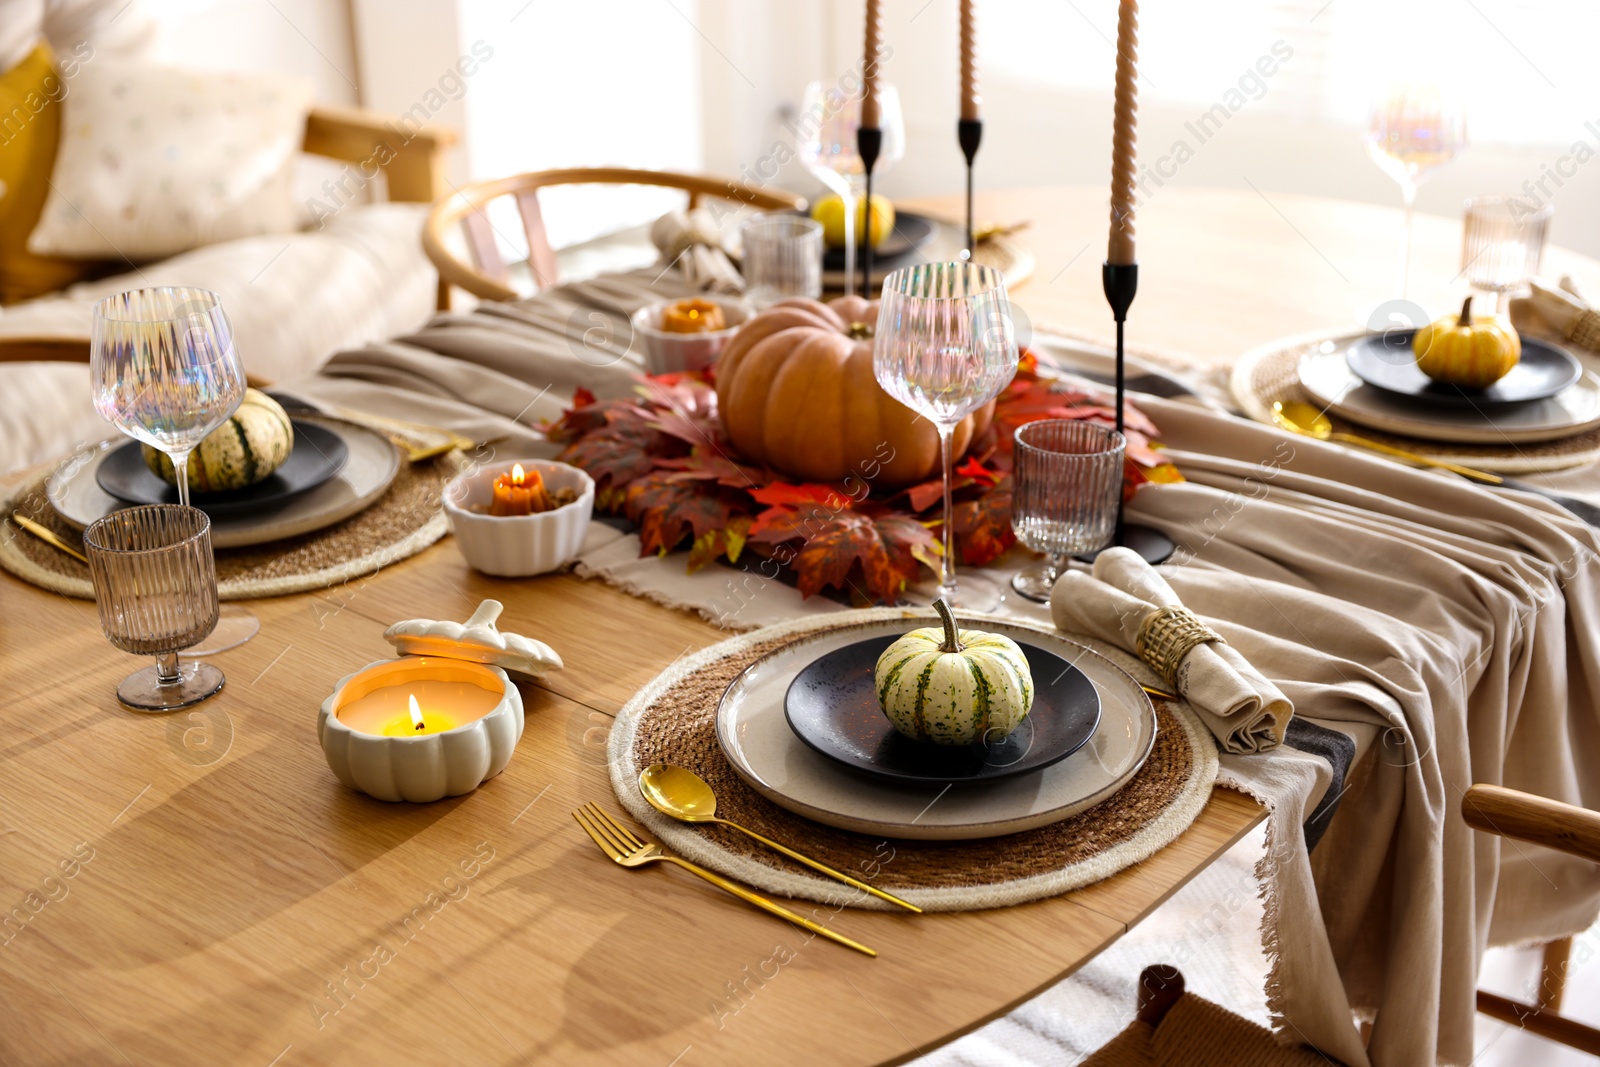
857,125,882,299
1079,260,1175,566
958,118,982,256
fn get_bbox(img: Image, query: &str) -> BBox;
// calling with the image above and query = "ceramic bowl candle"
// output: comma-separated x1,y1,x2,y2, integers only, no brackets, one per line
318,601,562,802
630,298,750,374
442,460,594,577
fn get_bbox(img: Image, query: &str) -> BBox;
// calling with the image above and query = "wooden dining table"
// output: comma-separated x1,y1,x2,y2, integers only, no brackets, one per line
3,186,1596,1067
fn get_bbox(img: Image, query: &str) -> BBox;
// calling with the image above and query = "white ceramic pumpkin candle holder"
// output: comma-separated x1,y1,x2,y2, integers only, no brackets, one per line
630,298,750,374
442,460,594,577
318,600,562,802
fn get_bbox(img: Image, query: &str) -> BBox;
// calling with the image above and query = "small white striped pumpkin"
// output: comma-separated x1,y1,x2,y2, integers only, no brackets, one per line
143,388,294,493
874,600,1035,746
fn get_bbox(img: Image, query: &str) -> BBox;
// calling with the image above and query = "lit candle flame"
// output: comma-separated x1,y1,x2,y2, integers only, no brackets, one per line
511,463,526,487
408,693,425,732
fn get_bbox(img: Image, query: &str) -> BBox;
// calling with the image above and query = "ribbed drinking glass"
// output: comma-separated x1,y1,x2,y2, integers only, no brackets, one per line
91,287,246,507
874,262,1019,607
1009,420,1125,603
742,214,824,308
84,504,224,711
1461,195,1551,313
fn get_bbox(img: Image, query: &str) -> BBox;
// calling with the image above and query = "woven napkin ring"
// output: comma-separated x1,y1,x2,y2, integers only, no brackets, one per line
1567,309,1600,353
1136,606,1225,687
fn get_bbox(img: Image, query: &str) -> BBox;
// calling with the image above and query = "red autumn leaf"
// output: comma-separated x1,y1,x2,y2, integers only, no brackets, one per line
655,446,765,489
557,418,664,495
873,512,943,574
790,512,919,604
951,479,1015,566
749,482,853,509
955,455,1000,488
686,514,751,573
624,471,737,556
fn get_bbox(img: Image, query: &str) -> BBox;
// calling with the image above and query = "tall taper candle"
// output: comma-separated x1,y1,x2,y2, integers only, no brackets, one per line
1108,0,1139,266
863,0,883,128
960,0,980,121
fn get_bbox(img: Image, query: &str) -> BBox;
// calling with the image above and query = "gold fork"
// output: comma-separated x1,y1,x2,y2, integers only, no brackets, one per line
572,803,876,957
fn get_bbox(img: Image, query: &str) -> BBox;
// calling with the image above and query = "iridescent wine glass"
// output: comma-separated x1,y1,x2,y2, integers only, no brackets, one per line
1009,420,1125,603
797,78,906,297
91,287,247,507
874,262,1019,607
1364,82,1467,299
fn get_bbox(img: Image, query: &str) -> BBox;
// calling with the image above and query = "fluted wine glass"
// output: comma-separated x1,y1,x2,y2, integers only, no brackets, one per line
1009,421,1125,602
1365,82,1466,299
84,504,224,711
797,78,906,297
91,287,246,507
874,262,1019,607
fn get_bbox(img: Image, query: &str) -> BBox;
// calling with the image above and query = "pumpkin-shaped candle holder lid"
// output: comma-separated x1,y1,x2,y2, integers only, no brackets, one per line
383,600,563,678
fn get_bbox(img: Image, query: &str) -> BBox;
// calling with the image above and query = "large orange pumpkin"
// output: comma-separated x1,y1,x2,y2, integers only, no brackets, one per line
715,296,994,487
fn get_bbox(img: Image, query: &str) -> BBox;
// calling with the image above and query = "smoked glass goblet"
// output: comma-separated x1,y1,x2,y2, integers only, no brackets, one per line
84,504,224,711
1009,420,1125,603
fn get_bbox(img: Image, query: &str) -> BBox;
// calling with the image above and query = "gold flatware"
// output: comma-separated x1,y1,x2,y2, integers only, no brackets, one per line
11,513,87,564
310,403,479,461
639,764,921,914
973,220,1032,243
1141,684,1178,701
572,802,876,957
1270,401,1503,484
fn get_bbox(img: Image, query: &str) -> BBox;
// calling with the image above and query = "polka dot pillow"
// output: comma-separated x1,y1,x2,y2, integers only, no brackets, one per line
28,62,314,262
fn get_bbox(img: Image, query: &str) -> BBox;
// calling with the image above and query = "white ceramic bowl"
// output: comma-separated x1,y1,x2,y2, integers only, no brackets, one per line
442,460,594,577
318,656,524,803
630,298,751,374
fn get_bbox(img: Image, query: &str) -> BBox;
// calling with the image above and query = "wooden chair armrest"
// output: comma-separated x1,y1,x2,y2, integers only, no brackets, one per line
1462,784,1600,864
0,337,90,364
302,105,459,204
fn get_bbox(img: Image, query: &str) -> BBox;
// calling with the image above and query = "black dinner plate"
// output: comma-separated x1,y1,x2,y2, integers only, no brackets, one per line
95,419,349,519
784,636,1101,786
1345,329,1582,409
820,211,937,270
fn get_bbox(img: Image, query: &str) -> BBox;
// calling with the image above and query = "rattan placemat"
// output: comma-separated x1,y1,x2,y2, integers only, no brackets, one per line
0,451,464,600
608,608,1219,912
1231,331,1600,473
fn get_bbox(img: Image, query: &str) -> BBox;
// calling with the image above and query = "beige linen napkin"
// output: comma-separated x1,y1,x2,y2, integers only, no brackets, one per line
1509,275,1600,351
649,208,743,293
1051,546,1292,753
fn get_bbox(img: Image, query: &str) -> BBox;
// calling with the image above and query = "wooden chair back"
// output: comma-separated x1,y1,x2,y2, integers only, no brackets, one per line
422,167,804,307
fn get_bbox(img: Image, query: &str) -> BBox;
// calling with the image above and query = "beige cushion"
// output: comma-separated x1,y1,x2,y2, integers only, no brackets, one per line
27,62,313,261
0,203,437,475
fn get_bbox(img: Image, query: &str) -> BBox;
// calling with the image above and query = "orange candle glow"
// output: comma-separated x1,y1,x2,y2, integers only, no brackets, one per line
337,681,497,736
490,463,548,516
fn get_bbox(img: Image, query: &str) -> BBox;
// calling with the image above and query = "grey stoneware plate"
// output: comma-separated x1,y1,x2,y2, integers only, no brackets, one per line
715,617,1156,841
1344,329,1581,409
94,419,349,519
784,635,1100,787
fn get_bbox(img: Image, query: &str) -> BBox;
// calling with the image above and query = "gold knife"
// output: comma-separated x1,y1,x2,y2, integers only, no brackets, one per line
11,513,88,564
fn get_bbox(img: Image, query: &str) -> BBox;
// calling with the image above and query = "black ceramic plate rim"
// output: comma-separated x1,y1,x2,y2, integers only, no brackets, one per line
811,210,938,265
782,636,1101,787
1344,329,1582,408
94,419,349,516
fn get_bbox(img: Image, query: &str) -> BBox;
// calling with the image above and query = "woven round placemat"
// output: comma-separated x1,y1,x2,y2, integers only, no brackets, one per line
608,608,1219,912
0,451,465,600
1231,330,1600,473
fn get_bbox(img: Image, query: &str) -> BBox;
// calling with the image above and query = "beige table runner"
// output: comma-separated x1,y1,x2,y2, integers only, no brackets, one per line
272,269,1600,1067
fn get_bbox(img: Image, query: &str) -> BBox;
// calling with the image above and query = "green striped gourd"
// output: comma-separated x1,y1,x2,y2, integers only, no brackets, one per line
874,599,1034,746
143,388,294,494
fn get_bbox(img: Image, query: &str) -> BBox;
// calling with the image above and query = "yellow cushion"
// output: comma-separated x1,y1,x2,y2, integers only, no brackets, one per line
0,43,105,305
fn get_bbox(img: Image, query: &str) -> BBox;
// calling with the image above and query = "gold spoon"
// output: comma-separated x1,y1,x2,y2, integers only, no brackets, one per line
638,763,922,913
1271,401,1502,484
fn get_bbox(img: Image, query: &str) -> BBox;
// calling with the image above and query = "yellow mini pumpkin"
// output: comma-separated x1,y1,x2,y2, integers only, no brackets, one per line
1413,296,1521,389
715,297,994,487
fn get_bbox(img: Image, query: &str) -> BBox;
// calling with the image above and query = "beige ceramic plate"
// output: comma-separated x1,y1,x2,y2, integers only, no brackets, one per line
715,617,1156,841
46,416,401,548
1297,347,1600,445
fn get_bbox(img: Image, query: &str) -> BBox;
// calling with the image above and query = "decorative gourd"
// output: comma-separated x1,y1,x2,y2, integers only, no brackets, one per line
143,388,293,493
1413,296,1521,389
873,599,1035,746
715,297,994,487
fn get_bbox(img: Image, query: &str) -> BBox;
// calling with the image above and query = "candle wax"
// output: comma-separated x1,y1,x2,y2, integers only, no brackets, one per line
337,679,501,737
490,464,549,516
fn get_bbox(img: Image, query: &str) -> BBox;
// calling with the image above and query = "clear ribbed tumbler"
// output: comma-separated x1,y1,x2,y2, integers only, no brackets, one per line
742,214,823,308
84,504,225,711
1009,420,1125,603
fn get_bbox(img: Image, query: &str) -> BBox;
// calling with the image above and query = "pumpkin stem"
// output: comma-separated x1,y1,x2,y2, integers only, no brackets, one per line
931,598,964,653
1457,295,1474,328
847,321,874,340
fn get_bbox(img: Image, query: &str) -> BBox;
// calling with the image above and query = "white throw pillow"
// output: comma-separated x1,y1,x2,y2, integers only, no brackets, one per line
27,62,313,261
